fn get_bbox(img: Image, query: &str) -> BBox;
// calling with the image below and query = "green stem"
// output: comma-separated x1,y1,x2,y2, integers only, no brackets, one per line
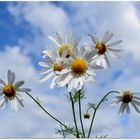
87,91,120,138
25,92,75,137
78,90,85,138
69,92,80,138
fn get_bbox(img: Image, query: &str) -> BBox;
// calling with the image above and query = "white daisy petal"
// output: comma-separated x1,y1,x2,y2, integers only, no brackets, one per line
68,79,74,92
8,70,15,84
14,80,25,88
133,96,140,101
0,92,3,97
78,77,84,90
104,54,110,68
107,40,123,47
16,96,24,107
102,31,113,43
38,62,50,68
131,101,140,113
39,68,53,75
119,103,127,114
107,48,123,58
17,88,31,92
67,32,73,44
89,34,99,44
59,73,73,87
73,36,82,48
86,68,96,76
56,32,64,44
0,97,7,108
126,104,130,113
56,69,70,75
40,72,54,83
48,36,60,47
11,97,19,112
0,79,6,85
90,64,103,69
132,99,140,107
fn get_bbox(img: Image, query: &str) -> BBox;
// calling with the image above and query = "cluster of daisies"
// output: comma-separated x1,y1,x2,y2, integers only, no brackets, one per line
0,31,140,114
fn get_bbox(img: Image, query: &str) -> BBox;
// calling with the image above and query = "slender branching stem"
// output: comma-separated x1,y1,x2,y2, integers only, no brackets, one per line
78,90,85,138
25,92,75,137
69,92,80,138
87,91,120,138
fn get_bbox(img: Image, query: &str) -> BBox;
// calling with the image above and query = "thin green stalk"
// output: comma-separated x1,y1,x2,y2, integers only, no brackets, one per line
25,92,75,136
69,92,80,138
78,90,85,138
87,91,120,138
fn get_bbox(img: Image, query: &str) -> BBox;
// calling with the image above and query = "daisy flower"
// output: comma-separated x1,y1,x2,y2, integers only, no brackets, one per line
0,70,31,112
48,31,81,58
111,91,140,114
89,31,123,68
39,47,68,88
56,45,103,92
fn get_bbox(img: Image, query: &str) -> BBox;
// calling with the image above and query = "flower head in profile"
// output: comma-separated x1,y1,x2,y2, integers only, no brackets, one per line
111,91,140,114
39,47,68,88
0,70,31,112
89,31,123,68
48,31,81,58
56,45,103,92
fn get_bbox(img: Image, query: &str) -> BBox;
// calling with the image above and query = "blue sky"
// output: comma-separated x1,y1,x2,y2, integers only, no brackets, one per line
0,1,140,138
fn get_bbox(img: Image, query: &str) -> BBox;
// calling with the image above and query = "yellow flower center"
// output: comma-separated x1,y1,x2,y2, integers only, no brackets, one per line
122,91,133,103
96,42,106,55
3,84,16,97
59,44,74,58
53,63,63,71
71,58,87,75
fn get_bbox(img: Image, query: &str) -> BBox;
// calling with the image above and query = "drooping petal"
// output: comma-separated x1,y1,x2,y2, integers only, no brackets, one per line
126,104,130,113
104,54,110,68
14,81,25,88
0,97,7,108
68,79,74,92
101,31,113,43
107,40,123,47
11,97,19,112
16,96,24,107
119,103,126,114
89,34,99,44
78,77,84,90
132,99,140,107
131,101,140,113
